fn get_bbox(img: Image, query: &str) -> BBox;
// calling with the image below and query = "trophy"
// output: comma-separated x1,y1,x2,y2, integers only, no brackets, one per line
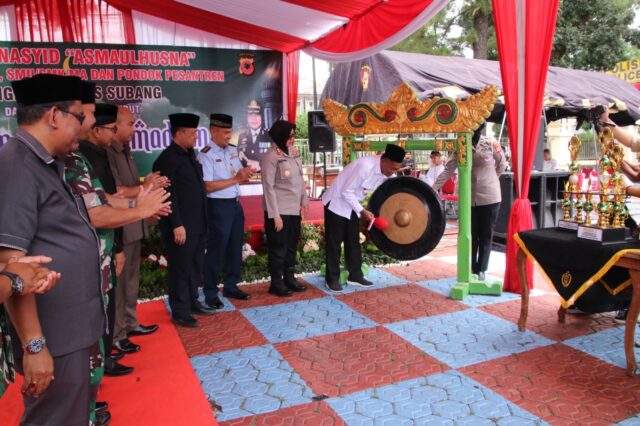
558,136,582,230
577,127,634,243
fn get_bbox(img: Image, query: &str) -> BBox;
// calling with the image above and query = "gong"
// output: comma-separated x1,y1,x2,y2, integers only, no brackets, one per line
368,176,446,260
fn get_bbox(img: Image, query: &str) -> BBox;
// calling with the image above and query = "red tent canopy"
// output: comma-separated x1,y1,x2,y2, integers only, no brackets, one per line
0,0,449,59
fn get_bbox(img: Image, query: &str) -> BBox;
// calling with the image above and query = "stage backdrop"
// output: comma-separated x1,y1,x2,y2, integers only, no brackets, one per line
0,42,283,174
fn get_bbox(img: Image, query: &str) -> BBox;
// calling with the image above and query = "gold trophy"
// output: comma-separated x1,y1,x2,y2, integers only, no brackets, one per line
559,136,582,230
578,127,633,243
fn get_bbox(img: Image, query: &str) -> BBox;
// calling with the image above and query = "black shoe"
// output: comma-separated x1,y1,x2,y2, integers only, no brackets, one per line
95,401,108,413
325,281,344,293
113,338,140,354
268,279,293,297
172,315,198,328
204,296,224,309
223,288,251,300
95,410,111,426
284,269,307,292
614,309,629,324
110,350,125,362
104,357,133,376
348,276,373,287
191,302,216,316
127,324,159,337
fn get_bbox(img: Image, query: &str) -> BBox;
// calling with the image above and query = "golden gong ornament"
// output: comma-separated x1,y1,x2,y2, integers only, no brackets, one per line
379,192,429,245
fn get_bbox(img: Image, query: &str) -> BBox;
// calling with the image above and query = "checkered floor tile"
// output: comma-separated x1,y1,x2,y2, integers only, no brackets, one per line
240,297,377,343
325,371,544,425
302,268,408,294
385,309,554,368
167,263,640,425
191,345,315,422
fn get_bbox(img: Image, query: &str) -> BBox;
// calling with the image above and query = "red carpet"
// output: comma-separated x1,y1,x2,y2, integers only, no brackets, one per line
0,300,216,426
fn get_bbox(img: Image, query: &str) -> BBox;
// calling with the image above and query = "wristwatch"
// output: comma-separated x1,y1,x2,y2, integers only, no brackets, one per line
23,336,46,354
0,271,24,295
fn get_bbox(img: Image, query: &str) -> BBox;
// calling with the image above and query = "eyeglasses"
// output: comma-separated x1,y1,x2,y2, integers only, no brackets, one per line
95,125,118,134
58,108,85,125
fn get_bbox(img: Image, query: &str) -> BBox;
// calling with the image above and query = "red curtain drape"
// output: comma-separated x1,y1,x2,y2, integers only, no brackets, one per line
493,0,560,293
9,0,132,43
286,50,300,122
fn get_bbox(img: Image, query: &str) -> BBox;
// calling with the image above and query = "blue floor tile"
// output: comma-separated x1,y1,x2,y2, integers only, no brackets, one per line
190,344,314,421
302,268,408,295
163,287,236,316
418,277,521,307
326,371,546,425
241,297,377,343
563,326,640,369
385,309,553,368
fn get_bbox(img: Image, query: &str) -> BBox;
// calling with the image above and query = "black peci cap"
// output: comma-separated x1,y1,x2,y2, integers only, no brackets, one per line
12,74,83,106
384,143,406,163
210,113,233,128
169,113,200,129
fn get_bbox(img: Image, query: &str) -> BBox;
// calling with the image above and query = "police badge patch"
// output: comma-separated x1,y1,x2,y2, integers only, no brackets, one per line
239,53,255,76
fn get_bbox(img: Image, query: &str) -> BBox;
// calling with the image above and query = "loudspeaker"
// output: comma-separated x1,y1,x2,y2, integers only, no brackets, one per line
308,111,335,153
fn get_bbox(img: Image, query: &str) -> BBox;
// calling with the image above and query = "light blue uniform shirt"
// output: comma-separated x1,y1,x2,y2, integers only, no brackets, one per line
197,142,243,199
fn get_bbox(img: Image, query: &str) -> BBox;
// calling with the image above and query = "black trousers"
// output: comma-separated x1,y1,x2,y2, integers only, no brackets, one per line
471,202,500,274
265,214,301,278
203,199,244,299
324,205,363,284
164,233,206,319
103,286,116,354
18,345,93,426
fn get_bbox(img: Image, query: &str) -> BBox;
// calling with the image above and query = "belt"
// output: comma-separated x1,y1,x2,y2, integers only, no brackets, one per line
208,197,239,203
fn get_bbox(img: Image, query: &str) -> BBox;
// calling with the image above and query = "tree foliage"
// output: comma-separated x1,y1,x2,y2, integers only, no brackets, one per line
551,0,640,70
390,0,640,71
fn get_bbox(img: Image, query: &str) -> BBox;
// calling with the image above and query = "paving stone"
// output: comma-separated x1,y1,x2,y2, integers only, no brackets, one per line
176,310,268,357
461,343,640,425
190,344,314,421
481,293,619,341
302,268,408,295
275,326,444,397
325,371,544,425
241,297,377,343
563,326,640,369
385,308,553,368
337,283,467,324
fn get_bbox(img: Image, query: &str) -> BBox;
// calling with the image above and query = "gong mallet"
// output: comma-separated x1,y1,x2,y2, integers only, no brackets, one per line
368,216,389,231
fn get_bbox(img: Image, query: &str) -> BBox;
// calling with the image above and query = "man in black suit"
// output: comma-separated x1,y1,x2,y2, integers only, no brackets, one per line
152,113,214,328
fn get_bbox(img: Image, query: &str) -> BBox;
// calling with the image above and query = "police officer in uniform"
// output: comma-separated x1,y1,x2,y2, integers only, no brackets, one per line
153,113,213,328
260,120,309,297
198,114,255,307
237,99,272,165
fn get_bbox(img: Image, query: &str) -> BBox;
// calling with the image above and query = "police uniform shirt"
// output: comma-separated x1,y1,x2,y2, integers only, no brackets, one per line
0,129,104,357
321,155,387,220
198,142,243,199
260,146,309,218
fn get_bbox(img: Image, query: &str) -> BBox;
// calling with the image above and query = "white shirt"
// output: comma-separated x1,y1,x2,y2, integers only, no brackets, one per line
421,163,445,186
543,159,557,171
322,155,387,219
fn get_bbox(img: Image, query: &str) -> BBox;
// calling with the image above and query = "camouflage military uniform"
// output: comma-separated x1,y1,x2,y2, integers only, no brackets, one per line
64,151,115,425
0,306,14,397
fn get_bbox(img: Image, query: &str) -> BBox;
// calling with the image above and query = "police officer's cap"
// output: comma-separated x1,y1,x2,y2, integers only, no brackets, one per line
94,103,118,126
247,99,261,114
81,81,97,105
12,74,83,106
384,143,405,163
210,113,232,129
169,113,200,129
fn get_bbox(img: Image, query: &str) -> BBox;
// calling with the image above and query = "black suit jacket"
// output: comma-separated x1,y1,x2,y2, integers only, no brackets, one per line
152,142,207,237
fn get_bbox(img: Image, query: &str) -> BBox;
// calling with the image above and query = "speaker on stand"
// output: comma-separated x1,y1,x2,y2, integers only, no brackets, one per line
308,111,336,199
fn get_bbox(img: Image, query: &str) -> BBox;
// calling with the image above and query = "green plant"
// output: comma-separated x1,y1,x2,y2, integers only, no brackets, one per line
138,256,168,299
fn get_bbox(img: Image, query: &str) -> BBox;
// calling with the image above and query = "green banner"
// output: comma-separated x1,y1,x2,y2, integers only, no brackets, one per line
0,42,283,174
